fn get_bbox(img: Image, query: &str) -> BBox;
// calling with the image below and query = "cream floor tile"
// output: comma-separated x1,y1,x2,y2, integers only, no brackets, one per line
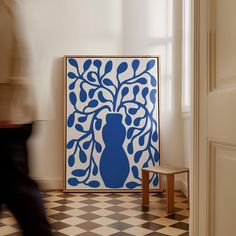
177,209,190,217
63,208,87,216
181,218,190,224
61,216,86,225
90,226,119,235
118,202,138,209
59,226,86,236
152,217,179,226
92,209,114,217
44,202,61,208
157,226,187,236
123,226,153,235
0,226,18,236
120,217,147,226
0,216,17,225
91,202,114,209
121,209,142,217
91,217,116,226
66,202,88,208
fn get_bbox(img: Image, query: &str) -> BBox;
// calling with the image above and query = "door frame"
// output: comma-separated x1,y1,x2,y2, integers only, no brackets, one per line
191,0,200,235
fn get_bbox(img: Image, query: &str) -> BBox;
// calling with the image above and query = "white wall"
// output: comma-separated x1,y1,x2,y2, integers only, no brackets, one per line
16,0,184,189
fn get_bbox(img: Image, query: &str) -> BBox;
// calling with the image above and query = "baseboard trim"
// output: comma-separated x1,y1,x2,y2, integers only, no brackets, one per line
32,178,63,190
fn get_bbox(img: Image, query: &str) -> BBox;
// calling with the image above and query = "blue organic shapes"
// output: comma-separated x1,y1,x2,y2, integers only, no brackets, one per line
100,114,130,188
66,57,159,189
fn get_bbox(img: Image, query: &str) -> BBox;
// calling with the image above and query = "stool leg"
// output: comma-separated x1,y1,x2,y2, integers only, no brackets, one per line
187,171,190,209
167,174,174,214
142,170,149,206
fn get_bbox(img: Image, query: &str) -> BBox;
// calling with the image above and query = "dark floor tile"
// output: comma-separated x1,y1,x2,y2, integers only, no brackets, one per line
110,232,134,236
180,232,189,236
145,233,168,236
80,213,100,221
52,205,74,212
171,222,189,231
51,222,70,230
77,222,101,230
136,213,159,221
79,232,101,236
106,199,124,204
50,213,72,220
109,222,132,230
166,213,188,221
55,199,74,204
141,222,165,230
107,206,127,212
80,199,99,205
107,213,130,221
80,205,100,212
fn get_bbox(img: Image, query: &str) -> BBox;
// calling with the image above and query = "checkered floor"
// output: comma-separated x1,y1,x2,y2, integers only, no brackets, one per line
0,191,189,236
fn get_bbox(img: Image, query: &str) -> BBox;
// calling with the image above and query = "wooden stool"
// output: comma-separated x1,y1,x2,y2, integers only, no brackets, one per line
142,166,189,214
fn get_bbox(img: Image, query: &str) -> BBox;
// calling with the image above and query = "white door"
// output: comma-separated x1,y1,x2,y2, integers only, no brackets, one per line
193,0,236,235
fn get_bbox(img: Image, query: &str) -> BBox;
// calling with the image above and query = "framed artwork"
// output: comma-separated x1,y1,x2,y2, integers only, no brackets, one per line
64,56,160,191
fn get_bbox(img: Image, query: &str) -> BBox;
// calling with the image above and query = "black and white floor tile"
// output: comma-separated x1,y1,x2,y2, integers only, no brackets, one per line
0,191,189,236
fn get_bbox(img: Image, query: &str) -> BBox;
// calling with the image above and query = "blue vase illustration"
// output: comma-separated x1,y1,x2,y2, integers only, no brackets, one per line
100,113,130,188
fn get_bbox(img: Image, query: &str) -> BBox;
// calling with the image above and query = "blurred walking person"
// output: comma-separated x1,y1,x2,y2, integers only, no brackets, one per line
0,1,53,235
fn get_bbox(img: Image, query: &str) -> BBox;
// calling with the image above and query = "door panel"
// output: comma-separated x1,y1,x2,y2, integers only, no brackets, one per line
195,0,236,235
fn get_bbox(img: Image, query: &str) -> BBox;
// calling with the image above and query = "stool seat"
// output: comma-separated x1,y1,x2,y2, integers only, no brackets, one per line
142,165,189,214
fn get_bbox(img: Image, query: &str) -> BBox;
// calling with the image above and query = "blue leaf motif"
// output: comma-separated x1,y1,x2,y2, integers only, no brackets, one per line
68,72,77,79
150,89,157,104
104,60,113,74
95,142,102,153
68,155,75,167
121,87,129,97
67,139,76,149
132,166,139,178
68,113,75,127
103,78,114,86
78,116,87,123
68,178,79,186
134,117,141,126
83,59,92,71
98,91,107,103
83,141,90,150
88,89,96,99
87,181,100,188
72,169,87,177
69,82,75,90
142,87,149,99
127,127,135,139
154,149,159,162
126,182,139,189
95,119,102,130
117,62,128,74
75,124,84,132
132,59,140,72
143,162,148,168
92,165,98,176
146,59,156,71
139,134,145,146
80,87,87,102
137,77,147,85
125,115,132,125
133,85,140,96
128,142,134,154
69,92,77,106
79,149,87,163
128,108,138,115
87,71,96,82
152,131,158,142
93,59,102,69
88,100,98,108
68,58,78,68
153,175,159,186
134,151,143,163
151,75,157,87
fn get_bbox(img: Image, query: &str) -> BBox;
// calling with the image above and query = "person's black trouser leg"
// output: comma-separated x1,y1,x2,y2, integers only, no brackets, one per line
0,124,53,236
